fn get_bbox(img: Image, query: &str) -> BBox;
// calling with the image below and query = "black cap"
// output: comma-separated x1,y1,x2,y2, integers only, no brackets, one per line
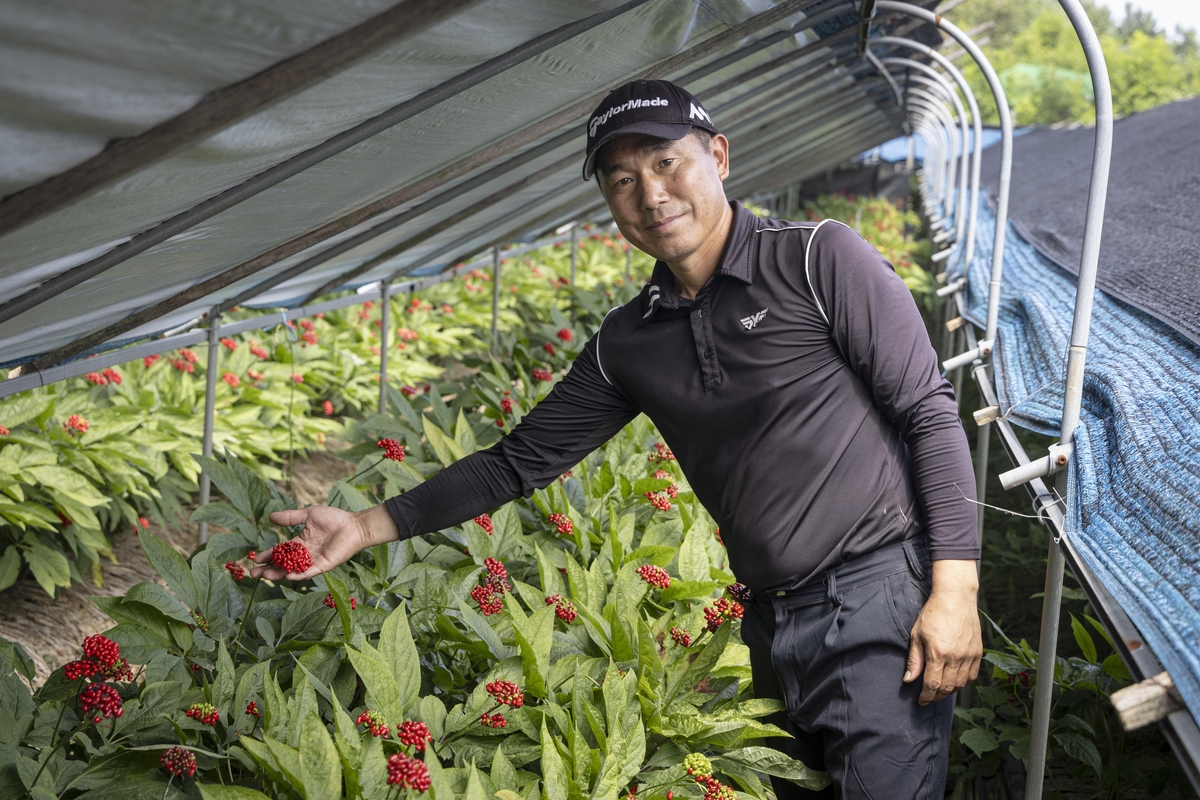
582,79,719,180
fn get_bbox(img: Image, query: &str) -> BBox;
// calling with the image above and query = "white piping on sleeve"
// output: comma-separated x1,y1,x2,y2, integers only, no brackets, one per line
595,307,620,386
761,219,852,328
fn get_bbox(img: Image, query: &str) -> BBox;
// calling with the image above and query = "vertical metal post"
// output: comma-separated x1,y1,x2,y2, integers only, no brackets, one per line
906,134,915,173
378,281,390,414
1025,3,1113,798
491,246,501,359
197,305,220,545
569,224,578,285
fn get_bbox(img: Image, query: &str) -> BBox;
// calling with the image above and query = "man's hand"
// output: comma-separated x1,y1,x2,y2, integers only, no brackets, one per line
250,504,400,581
903,559,983,705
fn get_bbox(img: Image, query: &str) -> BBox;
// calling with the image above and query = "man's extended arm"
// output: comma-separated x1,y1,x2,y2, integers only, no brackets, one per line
252,331,639,581
808,222,982,704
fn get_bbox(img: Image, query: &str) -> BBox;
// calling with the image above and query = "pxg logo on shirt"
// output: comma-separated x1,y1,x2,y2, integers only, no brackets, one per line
589,97,670,139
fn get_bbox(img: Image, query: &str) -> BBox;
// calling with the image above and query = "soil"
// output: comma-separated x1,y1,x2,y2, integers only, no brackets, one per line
0,445,356,686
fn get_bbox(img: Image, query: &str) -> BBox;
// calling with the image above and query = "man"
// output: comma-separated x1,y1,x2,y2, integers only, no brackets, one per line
254,79,982,799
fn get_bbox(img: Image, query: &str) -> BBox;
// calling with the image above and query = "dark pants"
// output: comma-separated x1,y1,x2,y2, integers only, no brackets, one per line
741,537,955,800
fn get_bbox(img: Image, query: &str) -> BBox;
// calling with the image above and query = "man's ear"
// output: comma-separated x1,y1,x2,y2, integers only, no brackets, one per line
710,134,730,181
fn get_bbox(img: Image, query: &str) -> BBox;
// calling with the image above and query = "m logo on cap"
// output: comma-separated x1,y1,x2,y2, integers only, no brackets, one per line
689,103,712,124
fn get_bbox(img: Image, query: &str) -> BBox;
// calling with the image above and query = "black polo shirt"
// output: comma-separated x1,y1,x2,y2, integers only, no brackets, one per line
387,201,978,591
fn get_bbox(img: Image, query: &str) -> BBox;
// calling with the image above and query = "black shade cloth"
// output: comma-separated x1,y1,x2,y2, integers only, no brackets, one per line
980,95,1200,345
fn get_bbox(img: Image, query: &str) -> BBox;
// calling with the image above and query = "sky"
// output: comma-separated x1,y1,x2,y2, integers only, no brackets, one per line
1090,0,1200,36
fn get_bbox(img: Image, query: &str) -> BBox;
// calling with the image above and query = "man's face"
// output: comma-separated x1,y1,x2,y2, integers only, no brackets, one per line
595,131,730,265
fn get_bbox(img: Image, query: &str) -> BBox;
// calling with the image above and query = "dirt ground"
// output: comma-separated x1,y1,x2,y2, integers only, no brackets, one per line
0,447,356,685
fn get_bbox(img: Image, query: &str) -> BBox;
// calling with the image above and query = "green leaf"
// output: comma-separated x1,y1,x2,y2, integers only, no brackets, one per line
24,542,70,597
138,530,196,608
0,546,20,592
455,595,511,662
378,602,422,712
194,455,254,519
715,746,829,789
464,764,489,800
959,728,1001,757
123,582,193,624
1054,731,1102,775
511,605,555,700
676,525,710,583
324,573,355,642
660,581,719,603
299,710,343,800
592,666,644,800
212,641,236,713
0,394,53,430
24,465,109,507
198,785,271,800
423,415,464,467
667,622,731,704
540,717,570,800
491,744,517,790
345,643,405,727
1070,615,1098,664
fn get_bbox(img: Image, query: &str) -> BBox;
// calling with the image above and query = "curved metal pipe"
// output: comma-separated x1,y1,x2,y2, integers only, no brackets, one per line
908,79,969,248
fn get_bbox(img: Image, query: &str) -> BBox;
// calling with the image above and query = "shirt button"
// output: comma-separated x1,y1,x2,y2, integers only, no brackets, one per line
695,309,704,318
704,348,713,359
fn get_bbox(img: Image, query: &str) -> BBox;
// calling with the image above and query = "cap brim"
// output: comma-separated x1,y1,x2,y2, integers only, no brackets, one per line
582,121,694,180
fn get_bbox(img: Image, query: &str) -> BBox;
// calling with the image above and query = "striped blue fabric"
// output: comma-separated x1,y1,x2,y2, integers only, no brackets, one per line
958,198,1200,714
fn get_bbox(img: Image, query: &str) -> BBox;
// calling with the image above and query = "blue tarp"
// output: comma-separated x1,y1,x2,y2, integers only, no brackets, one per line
960,197,1200,714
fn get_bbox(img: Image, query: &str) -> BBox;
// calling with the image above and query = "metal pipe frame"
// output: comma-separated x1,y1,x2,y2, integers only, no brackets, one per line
378,281,391,414
906,76,969,248
0,0,655,328
196,307,220,545
908,92,963,234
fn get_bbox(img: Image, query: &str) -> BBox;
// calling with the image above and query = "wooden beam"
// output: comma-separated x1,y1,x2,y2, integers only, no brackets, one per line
1112,671,1185,731
0,0,481,237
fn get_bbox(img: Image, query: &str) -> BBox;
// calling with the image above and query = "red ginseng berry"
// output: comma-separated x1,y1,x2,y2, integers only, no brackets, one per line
81,634,120,667
548,513,572,536
246,701,260,718
645,491,672,511
387,752,431,791
726,583,752,604
377,438,405,461
324,593,356,610
398,720,433,751
323,400,335,416
480,712,508,728
186,702,220,726
79,682,123,723
486,680,524,708
545,594,578,623
356,709,390,738
556,328,574,342
470,583,503,616
271,540,312,574
670,627,693,647
160,746,197,779
483,558,508,592
637,564,671,589
473,513,494,534
531,368,553,382
225,561,245,580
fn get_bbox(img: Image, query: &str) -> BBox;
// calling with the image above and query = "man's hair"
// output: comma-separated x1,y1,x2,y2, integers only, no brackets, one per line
594,126,714,179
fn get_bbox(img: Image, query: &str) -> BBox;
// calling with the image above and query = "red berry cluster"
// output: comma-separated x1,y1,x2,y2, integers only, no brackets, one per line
143,353,161,368
246,701,260,718
714,526,723,546
703,598,745,632
377,438,405,461
221,372,240,388
65,634,130,681
324,593,357,610
548,513,573,536
160,746,197,779
271,540,312,574
637,564,671,589
648,442,676,463
79,682,123,723
696,775,738,800
225,561,245,580
542,342,556,356
387,752,431,791
486,680,524,708
248,369,264,381
531,368,553,382
473,514,493,535
0,425,8,436
173,357,195,373
545,594,578,623
470,583,504,616
356,709,389,738
726,583,752,604
64,414,90,433
398,720,432,751
250,344,270,360
190,610,209,633
398,327,419,342
291,373,305,384
645,491,672,511
247,550,256,561
301,331,318,346
483,558,509,591
179,349,200,364
653,470,680,498
500,392,514,414
670,627,693,647
480,712,508,728
556,328,574,343
220,337,238,351
186,702,220,726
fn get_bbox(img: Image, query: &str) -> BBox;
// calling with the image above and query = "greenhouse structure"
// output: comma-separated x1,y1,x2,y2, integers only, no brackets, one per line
1,0,1198,797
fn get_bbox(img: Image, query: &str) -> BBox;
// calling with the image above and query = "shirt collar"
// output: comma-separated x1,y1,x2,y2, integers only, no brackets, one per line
641,201,758,321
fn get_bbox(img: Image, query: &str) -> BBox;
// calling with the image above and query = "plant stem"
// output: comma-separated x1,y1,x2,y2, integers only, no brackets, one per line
346,455,387,485
232,576,262,658
28,678,81,795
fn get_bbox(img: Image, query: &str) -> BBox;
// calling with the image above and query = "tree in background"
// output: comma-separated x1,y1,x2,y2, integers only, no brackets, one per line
943,0,1200,125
